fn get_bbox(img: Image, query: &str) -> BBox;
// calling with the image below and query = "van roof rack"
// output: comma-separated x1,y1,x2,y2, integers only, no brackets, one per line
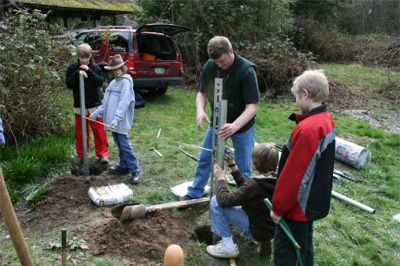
95,26,133,29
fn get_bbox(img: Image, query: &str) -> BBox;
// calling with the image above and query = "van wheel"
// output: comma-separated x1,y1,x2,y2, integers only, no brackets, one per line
155,87,167,95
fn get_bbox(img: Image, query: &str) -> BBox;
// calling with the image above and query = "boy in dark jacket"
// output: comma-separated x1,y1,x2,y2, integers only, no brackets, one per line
270,69,336,266
66,43,109,165
206,143,278,259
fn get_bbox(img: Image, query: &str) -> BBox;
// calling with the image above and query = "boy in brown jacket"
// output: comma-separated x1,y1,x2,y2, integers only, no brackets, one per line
206,143,278,259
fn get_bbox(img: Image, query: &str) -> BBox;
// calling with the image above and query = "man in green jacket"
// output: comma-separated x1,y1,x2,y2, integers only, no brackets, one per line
180,36,260,201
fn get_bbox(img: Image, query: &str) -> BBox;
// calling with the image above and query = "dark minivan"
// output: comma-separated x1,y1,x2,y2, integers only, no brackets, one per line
75,24,191,94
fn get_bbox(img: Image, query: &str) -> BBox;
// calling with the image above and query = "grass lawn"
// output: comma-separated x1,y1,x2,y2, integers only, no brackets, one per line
0,64,399,265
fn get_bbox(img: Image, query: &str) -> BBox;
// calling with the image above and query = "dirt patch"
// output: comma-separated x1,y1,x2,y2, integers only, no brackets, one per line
328,77,400,134
3,175,199,265
82,210,191,265
15,175,111,231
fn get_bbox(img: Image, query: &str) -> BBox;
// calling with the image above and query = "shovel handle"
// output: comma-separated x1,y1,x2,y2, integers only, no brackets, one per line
0,169,34,265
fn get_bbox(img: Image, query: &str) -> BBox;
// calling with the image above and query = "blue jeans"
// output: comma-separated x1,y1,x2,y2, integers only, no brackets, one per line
187,125,254,198
209,196,256,242
112,132,140,173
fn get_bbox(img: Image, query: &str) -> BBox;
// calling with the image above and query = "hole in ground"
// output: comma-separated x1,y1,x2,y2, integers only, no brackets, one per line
191,225,221,245
70,159,108,176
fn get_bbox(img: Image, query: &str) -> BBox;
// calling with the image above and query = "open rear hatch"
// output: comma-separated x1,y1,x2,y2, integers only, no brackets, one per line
136,23,191,36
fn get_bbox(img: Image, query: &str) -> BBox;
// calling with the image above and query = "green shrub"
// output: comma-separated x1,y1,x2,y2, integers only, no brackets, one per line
0,9,74,145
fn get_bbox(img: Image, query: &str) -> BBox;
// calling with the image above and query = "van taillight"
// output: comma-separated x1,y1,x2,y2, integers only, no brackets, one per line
179,55,184,74
125,56,135,70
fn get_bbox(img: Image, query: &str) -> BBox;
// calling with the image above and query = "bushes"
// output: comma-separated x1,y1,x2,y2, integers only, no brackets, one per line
291,18,399,71
236,37,316,97
0,9,73,145
291,19,360,62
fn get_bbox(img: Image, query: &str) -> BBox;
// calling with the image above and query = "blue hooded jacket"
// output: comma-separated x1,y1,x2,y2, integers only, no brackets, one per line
91,74,135,135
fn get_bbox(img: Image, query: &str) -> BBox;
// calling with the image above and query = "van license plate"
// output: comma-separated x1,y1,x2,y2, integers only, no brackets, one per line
155,68,165,74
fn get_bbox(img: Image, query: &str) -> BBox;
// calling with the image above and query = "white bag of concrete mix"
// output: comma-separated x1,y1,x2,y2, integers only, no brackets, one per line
88,183,133,206
335,137,371,169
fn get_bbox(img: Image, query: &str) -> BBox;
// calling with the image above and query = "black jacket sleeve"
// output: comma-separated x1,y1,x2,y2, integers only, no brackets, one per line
86,63,104,88
65,61,80,89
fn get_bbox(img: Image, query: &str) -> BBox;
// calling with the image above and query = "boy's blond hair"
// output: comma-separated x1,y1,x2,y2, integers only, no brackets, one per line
251,143,279,173
291,70,329,102
76,43,93,58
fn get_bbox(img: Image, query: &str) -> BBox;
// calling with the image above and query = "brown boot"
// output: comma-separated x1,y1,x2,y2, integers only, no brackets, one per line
257,240,272,256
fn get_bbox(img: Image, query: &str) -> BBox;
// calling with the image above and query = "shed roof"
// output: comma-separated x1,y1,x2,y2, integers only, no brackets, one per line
10,0,141,17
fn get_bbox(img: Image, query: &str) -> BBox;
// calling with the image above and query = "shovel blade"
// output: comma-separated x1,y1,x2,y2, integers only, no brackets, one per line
111,202,139,219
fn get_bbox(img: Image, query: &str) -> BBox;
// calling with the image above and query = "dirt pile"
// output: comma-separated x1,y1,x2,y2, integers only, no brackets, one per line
5,175,196,265
82,211,190,265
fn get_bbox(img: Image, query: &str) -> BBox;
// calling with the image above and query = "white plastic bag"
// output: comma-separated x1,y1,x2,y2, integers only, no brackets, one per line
335,137,371,169
170,181,210,197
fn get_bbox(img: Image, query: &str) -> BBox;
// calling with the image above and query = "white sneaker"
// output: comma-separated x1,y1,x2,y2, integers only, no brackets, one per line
206,241,239,259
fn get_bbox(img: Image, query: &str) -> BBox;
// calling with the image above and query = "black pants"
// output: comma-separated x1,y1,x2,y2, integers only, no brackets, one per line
274,219,314,266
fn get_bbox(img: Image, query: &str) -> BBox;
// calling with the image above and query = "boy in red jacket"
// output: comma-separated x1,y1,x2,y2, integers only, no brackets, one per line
270,70,336,266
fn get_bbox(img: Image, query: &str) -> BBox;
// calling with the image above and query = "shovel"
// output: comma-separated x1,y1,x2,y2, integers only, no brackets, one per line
112,197,210,223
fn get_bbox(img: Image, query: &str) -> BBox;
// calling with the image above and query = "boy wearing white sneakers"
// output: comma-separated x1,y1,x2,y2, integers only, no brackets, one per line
207,143,278,259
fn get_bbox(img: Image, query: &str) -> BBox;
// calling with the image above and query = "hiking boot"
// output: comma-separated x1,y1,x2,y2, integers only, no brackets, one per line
108,166,130,175
75,157,83,165
179,194,196,201
99,156,109,164
206,241,239,259
257,240,272,256
130,172,141,184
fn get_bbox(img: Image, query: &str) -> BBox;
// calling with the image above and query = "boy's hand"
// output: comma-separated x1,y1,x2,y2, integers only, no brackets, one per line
79,65,89,71
270,211,281,224
224,150,234,164
213,164,226,181
224,156,234,165
79,70,88,78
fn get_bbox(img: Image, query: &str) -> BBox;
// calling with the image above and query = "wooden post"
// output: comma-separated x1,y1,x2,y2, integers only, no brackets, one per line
0,168,34,265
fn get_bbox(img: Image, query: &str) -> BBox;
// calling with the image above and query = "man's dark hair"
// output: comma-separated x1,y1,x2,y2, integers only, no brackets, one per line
207,36,232,59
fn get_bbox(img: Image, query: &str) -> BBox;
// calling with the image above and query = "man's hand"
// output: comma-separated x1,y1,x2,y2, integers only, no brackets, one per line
213,164,226,181
195,92,210,131
270,211,281,224
196,111,210,131
218,123,238,139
